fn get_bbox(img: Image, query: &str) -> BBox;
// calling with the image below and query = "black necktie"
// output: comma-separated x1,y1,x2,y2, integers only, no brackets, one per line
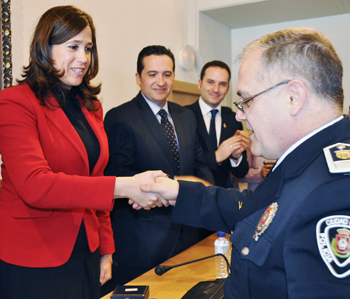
209,109,218,150
158,109,180,174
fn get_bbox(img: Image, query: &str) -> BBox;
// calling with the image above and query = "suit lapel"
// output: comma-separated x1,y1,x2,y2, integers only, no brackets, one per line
42,95,89,173
220,109,232,144
136,94,178,173
233,164,284,225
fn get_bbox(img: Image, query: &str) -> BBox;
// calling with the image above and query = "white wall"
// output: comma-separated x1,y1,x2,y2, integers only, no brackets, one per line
230,13,350,114
198,13,233,106
0,0,199,179
11,0,199,114
4,3,350,180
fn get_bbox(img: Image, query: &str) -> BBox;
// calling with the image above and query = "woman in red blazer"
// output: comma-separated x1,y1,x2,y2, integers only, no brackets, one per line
0,6,164,299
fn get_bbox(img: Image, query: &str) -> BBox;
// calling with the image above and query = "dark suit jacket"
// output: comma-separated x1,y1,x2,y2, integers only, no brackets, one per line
172,116,350,298
0,84,116,268
186,100,249,187
104,92,214,270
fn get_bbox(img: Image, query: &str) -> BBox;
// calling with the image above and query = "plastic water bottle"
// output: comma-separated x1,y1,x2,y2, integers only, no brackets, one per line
214,231,231,278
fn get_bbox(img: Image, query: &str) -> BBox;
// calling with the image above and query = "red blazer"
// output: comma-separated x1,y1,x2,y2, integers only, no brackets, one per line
0,84,116,267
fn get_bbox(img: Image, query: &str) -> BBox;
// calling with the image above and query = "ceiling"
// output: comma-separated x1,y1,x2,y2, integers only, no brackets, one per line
202,0,350,29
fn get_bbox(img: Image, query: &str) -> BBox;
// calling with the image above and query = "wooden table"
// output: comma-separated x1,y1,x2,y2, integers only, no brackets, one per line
101,233,224,299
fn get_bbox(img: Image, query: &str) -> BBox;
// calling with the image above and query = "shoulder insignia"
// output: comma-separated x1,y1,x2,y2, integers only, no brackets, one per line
323,143,350,174
316,215,350,278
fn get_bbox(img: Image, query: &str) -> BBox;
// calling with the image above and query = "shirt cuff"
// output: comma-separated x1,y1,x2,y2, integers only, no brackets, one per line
230,154,242,167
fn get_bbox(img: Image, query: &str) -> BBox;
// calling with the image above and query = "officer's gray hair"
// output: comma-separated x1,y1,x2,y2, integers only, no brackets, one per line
240,28,343,108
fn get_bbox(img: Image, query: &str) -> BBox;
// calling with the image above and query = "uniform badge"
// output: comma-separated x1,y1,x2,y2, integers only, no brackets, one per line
323,143,350,173
316,215,350,278
253,202,278,241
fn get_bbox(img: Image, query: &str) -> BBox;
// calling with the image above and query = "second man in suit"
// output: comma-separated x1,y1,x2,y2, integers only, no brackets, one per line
186,60,249,188
102,45,214,294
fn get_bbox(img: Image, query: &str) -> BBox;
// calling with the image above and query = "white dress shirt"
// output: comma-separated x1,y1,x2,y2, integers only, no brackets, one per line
198,97,241,166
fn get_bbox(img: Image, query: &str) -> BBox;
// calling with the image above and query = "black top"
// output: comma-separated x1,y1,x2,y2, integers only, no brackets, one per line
57,87,100,173
54,87,100,251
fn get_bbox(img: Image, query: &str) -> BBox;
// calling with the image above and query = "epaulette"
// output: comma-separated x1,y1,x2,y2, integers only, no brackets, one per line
323,143,350,174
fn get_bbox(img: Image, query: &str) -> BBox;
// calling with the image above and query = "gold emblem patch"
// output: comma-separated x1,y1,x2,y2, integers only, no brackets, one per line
253,202,278,241
323,143,350,173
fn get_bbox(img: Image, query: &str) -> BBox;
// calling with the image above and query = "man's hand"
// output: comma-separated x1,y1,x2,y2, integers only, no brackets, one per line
215,135,241,163
260,162,274,178
114,170,168,210
140,177,180,206
230,130,250,159
215,130,250,163
130,176,208,210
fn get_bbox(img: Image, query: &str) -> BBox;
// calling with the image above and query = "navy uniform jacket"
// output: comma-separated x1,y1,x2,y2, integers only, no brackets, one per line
172,116,350,298
104,92,214,271
186,100,249,188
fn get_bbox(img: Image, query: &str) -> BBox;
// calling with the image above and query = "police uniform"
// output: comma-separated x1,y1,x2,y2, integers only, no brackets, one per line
172,116,350,298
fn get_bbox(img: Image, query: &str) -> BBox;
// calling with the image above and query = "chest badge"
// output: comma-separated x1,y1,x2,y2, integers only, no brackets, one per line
253,202,278,241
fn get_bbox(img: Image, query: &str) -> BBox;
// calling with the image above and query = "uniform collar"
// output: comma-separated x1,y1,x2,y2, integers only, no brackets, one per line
274,116,343,170
234,116,350,225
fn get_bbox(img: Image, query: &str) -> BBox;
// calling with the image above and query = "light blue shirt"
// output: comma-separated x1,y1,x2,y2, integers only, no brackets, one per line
141,92,179,148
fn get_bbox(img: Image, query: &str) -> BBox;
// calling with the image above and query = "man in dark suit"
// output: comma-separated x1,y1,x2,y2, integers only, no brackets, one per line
142,28,350,298
101,45,214,294
186,61,249,188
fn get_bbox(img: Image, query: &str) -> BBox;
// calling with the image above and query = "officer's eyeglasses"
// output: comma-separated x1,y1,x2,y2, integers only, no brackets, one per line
234,80,291,113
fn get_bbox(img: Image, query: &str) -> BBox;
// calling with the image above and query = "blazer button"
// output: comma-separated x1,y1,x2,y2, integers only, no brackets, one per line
241,247,249,256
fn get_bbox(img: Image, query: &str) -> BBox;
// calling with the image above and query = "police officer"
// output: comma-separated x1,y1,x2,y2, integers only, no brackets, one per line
141,28,350,298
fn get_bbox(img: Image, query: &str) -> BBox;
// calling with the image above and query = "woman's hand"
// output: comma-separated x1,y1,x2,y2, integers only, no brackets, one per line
114,170,168,210
100,254,113,286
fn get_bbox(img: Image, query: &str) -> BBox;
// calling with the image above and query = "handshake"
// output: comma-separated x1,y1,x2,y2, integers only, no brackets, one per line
114,171,211,210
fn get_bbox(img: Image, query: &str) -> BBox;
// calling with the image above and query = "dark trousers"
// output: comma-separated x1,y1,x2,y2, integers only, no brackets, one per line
0,225,101,299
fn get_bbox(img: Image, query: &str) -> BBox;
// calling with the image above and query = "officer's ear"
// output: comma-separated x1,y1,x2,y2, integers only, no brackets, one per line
287,79,307,116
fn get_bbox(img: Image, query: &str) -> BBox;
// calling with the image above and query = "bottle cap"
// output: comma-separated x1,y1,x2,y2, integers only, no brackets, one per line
217,231,226,238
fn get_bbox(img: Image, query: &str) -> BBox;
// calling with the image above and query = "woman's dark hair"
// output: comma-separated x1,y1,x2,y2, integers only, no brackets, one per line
18,5,101,111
